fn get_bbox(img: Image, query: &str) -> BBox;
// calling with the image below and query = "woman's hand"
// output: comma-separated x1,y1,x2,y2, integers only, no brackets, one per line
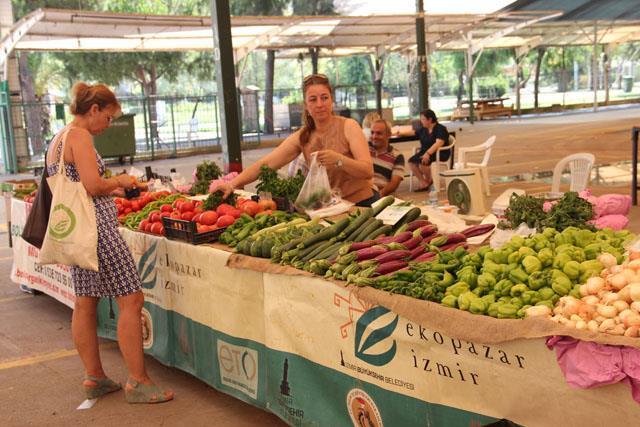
116,174,139,189
421,155,432,166
316,150,343,170
212,182,235,198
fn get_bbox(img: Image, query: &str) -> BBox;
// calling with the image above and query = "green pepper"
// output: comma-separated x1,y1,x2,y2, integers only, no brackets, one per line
477,272,497,289
521,290,540,305
583,243,601,260
527,270,547,290
531,234,549,251
574,229,595,248
536,300,554,310
510,284,529,298
537,248,554,268
580,259,604,275
538,287,555,301
469,298,488,315
554,232,570,247
446,282,470,297
508,250,521,265
551,270,572,296
517,305,532,319
572,248,586,263
497,304,518,319
522,255,542,275
552,252,573,270
457,291,474,311
488,302,500,318
477,246,492,260
494,249,511,265
508,235,526,250
569,284,582,299
437,271,456,289
441,295,458,308
494,278,513,295
508,267,529,285
481,294,496,305
457,267,478,289
482,261,504,280
542,227,558,240
471,286,485,297
562,260,581,281
519,246,536,257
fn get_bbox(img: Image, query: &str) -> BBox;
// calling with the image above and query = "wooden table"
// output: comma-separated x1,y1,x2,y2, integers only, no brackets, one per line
452,98,513,121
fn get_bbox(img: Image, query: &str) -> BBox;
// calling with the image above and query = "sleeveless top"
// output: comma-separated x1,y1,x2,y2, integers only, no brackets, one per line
300,116,374,204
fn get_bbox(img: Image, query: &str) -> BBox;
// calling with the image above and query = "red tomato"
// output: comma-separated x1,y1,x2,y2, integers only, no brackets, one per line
216,203,234,217
116,204,124,214
179,201,195,213
114,198,123,205
144,222,154,233
258,199,277,211
159,211,171,219
139,219,149,231
173,198,186,209
228,208,242,219
150,222,164,235
148,210,161,223
235,197,248,208
160,204,173,213
131,200,140,212
181,211,194,221
216,214,235,228
192,213,202,223
200,211,218,226
170,211,182,219
241,201,260,217
121,199,132,209
194,200,203,208
196,223,206,233
193,207,203,215
124,208,132,214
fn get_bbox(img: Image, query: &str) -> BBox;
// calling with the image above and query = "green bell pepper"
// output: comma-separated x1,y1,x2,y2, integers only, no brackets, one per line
497,304,519,319
508,251,521,265
522,255,542,275
481,294,496,305
457,291,474,311
537,248,554,268
477,272,497,289
542,227,558,240
441,295,458,308
562,260,581,281
446,282,470,297
538,287,556,301
527,270,547,290
521,290,540,305
510,284,529,298
494,279,514,296
517,305,532,319
508,267,529,285
488,302,500,318
536,300,554,310
469,298,488,315
551,270,572,296
510,297,524,309
477,246,492,260
482,261,504,280
508,235,526,250
583,243,601,260
552,252,573,270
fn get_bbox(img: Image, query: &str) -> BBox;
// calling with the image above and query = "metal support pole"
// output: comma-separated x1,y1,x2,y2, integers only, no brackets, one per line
593,21,598,112
375,56,383,115
632,127,639,205
415,0,429,111
604,45,610,105
467,46,475,124
170,99,177,157
211,0,243,173
515,59,521,115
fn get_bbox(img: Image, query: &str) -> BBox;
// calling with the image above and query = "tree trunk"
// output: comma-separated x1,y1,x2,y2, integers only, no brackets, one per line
309,47,319,74
264,49,275,134
456,69,464,105
17,53,45,155
534,48,546,109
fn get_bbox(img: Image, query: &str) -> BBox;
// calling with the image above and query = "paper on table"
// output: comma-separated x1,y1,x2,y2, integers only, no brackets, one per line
76,398,97,410
466,214,499,245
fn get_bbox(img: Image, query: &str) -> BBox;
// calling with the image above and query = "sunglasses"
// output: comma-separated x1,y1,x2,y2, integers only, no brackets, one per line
303,73,329,83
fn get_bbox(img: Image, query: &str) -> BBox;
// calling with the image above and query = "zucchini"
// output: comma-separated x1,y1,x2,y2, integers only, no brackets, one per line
346,217,376,241
261,238,275,258
278,236,306,253
339,209,373,239
392,207,422,232
250,239,263,257
298,217,350,249
302,240,334,261
314,241,346,260
372,195,395,216
364,224,392,242
354,219,383,242
298,240,328,260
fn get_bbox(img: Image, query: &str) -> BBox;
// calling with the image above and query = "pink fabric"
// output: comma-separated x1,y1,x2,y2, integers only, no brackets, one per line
546,336,640,403
592,194,631,218
589,214,630,231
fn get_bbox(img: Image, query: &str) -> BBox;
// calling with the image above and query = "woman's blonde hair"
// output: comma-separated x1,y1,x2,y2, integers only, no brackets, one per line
299,74,334,145
70,82,120,116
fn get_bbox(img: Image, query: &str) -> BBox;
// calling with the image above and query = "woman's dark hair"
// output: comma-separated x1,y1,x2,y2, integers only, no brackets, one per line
300,74,334,145
70,82,120,116
420,109,437,123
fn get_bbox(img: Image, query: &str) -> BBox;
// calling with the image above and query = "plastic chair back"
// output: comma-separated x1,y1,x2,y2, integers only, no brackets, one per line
551,153,595,193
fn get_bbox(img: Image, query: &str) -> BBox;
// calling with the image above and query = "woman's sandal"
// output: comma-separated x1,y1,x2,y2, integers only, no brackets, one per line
83,375,122,399
125,378,174,404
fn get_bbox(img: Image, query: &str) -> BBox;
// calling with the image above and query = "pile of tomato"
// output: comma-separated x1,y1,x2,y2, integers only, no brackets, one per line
115,191,171,219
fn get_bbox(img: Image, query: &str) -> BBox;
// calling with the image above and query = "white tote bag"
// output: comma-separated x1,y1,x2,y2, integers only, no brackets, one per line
38,129,99,271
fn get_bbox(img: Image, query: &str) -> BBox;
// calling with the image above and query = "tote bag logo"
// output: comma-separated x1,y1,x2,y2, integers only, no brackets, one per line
354,306,399,367
138,242,158,289
48,204,76,239
346,388,383,427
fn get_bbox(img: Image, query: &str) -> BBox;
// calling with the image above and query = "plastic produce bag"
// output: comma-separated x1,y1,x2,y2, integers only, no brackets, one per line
295,152,333,211
489,222,536,249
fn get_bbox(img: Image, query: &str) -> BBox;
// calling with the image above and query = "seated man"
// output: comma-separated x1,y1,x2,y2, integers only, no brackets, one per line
369,119,405,196
408,109,450,191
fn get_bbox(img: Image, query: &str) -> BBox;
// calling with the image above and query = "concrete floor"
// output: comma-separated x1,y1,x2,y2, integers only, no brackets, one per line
1,105,640,426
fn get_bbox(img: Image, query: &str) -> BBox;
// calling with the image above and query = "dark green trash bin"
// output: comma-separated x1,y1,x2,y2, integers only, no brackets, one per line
623,76,634,93
93,113,136,164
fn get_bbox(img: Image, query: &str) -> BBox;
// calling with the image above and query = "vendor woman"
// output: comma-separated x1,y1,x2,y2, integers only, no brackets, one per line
214,74,377,207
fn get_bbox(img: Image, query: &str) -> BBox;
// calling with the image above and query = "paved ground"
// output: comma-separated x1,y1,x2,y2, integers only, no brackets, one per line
1,105,639,426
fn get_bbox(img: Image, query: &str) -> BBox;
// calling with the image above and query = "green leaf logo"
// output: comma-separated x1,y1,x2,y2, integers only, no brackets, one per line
48,204,76,239
138,241,158,289
354,306,398,366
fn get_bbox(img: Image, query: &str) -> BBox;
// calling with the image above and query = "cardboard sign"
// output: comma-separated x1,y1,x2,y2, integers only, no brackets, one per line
376,205,413,226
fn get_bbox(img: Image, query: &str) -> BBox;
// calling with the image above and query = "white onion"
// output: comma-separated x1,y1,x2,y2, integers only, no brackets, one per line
587,320,600,332
586,277,605,295
598,253,618,268
597,304,618,318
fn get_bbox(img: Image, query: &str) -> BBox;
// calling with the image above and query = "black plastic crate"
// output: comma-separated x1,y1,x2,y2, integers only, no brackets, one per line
162,217,225,245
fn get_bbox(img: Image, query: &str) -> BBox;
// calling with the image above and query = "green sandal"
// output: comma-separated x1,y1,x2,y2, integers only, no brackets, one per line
83,375,122,399
125,378,174,404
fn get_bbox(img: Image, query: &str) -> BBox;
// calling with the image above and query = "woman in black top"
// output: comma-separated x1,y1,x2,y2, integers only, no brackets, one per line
408,109,449,191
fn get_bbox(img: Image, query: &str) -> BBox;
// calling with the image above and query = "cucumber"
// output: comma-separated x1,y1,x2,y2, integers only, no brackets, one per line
372,195,395,216
298,217,350,249
298,240,328,260
250,239,263,257
302,240,334,262
278,236,306,253
339,209,373,239
354,219,383,242
314,241,346,260
346,217,376,241
261,238,275,258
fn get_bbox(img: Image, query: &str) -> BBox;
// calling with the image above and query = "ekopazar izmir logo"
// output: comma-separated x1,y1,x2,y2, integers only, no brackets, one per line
138,242,158,289
48,204,76,239
355,307,399,367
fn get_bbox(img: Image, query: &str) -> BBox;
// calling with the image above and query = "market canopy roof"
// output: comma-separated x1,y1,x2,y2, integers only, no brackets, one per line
2,7,640,69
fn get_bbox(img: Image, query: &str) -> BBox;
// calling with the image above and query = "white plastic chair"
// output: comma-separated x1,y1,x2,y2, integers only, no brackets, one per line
457,135,496,196
408,134,456,192
551,153,595,193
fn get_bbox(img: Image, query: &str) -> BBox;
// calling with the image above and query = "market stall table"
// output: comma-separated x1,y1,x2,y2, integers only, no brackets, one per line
9,198,638,426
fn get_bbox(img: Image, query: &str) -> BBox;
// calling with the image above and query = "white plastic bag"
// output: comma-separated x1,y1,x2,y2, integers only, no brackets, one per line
489,222,537,249
295,152,333,211
38,132,99,271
